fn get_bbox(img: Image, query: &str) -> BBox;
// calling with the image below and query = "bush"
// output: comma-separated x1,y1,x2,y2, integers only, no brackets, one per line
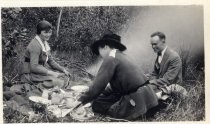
2,7,132,81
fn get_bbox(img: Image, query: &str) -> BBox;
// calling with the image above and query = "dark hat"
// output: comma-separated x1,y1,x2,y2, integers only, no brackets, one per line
91,33,127,55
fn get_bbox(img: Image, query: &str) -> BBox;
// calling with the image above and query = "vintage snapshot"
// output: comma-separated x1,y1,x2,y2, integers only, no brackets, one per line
1,5,205,123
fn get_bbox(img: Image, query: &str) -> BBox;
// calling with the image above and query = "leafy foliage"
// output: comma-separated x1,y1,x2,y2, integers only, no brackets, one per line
53,7,131,63
1,7,131,74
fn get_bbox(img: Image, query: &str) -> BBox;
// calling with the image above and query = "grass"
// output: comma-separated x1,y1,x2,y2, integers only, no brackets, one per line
3,50,205,123
152,80,205,121
3,78,204,122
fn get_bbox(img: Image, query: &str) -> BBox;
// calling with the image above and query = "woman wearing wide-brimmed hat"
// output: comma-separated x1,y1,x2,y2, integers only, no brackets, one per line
74,33,158,120
19,20,70,93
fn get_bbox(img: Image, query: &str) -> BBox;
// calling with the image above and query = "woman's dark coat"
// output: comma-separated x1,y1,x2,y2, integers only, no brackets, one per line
79,50,158,120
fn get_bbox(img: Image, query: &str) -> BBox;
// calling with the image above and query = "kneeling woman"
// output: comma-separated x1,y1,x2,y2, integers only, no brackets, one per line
75,33,158,120
20,20,70,90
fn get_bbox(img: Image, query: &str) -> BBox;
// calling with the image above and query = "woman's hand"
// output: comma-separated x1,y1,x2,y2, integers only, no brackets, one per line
48,70,64,78
63,69,70,76
63,69,73,78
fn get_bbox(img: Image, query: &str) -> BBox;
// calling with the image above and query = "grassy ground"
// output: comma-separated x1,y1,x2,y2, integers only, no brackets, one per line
3,51,205,122
3,74,205,122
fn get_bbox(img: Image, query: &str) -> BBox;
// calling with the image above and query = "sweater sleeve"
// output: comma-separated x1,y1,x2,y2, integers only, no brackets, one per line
47,53,65,72
78,56,118,104
28,43,49,75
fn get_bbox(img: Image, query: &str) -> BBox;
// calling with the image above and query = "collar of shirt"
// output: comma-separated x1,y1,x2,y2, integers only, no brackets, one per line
109,49,117,58
35,35,51,52
35,35,50,63
158,46,167,63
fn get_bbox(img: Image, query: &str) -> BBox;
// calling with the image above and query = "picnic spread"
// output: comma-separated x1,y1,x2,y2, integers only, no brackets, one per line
4,84,94,121
31,85,94,120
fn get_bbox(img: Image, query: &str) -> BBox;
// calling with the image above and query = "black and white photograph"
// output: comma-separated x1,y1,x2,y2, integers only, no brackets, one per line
1,1,208,123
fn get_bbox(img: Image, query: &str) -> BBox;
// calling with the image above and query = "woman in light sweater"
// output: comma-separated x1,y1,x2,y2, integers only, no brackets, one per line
20,20,70,89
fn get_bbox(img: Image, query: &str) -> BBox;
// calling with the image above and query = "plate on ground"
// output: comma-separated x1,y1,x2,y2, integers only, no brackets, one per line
70,106,94,121
29,96,51,104
70,85,89,92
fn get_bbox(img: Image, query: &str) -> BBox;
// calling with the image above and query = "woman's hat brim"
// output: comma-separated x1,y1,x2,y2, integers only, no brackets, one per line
91,39,127,55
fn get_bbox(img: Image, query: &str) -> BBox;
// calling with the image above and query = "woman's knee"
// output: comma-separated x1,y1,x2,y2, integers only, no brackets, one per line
92,100,107,114
92,99,114,114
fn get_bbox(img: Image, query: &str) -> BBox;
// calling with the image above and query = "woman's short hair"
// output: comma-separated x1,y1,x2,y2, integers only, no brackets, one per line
36,20,52,34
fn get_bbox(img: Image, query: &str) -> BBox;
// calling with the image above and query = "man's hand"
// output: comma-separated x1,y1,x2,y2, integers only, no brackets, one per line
149,79,157,85
144,73,151,80
149,79,165,88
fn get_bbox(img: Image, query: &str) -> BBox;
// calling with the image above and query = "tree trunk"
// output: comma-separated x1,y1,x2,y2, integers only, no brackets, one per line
56,7,63,38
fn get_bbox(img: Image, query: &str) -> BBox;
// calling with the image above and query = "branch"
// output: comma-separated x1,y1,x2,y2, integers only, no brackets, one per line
11,74,18,82
3,76,9,82
56,7,63,38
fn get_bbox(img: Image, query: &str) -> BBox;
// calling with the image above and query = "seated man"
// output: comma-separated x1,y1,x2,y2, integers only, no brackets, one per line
73,33,158,120
147,31,187,99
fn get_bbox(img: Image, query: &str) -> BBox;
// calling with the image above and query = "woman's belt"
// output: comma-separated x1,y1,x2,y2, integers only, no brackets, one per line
25,57,44,64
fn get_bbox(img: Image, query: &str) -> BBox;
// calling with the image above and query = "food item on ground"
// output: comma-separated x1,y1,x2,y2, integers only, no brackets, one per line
75,106,86,115
42,89,50,99
70,85,89,92
70,106,94,121
29,96,51,104
65,97,76,108
51,93,64,104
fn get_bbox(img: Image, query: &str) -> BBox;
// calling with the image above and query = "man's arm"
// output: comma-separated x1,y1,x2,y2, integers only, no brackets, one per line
78,57,118,104
146,67,158,80
150,56,182,87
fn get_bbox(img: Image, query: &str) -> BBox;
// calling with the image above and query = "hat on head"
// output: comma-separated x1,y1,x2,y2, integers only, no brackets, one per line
91,33,126,55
